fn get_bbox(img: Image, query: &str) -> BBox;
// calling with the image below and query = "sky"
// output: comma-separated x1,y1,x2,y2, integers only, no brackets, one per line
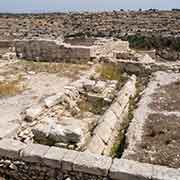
0,0,180,13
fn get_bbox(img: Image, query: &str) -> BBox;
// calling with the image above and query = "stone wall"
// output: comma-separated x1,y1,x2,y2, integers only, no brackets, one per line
0,40,13,48
13,39,129,63
14,39,94,63
86,75,136,155
0,139,179,180
94,39,129,58
115,59,180,75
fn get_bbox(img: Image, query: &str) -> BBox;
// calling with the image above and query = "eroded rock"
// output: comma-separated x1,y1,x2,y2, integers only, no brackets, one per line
32,118,83,145
23,104,44,122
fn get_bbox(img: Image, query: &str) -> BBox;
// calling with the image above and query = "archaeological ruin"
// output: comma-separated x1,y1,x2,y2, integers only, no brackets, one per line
0,10,179,180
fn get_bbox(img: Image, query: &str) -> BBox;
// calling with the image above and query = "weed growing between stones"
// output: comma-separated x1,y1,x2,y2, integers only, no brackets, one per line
110,76,149,158
110,96,136,158
77,95,108,115
95,63,128,88
96,63,123,81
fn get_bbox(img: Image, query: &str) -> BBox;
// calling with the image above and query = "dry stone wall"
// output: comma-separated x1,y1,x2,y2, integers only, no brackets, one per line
86,75,136,155
0,40,13,48
14,39,94,63
13,39,129,63
0,139,179,180
0,11,180,61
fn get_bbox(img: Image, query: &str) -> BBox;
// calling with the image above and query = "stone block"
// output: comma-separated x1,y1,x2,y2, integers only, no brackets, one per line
21,144,50,163
103,110,117,130
110,159,153,180
62,149,79,171
44,92,64,108
24,104,44,122
82,79,95,91
110,102,123,119
93,81,106,93
43,147,67,168
73,152,112,176
0,124,19,139
0,139,26,159
94,121,112,144
152,164,180,180
86,134,106,155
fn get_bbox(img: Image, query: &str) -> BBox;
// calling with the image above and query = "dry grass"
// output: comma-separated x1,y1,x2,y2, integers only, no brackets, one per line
9,61,90,79
96,63,122,81
95,63,128,90
77,95,107,115
0,75,25,97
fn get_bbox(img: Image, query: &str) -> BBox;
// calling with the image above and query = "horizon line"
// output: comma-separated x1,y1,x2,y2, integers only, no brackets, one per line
0,8,178,14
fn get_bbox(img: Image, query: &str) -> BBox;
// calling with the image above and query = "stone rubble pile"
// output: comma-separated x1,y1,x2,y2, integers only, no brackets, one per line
18,71,120,150
114,49,155,63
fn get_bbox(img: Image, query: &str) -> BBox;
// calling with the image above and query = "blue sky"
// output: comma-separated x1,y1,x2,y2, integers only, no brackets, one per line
0,0,180,13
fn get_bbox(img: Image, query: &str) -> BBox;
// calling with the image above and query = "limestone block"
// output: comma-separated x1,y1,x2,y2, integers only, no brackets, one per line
62,149,80,171
44,92,64,108
93,81,106,93
117,75,136,106
0,124,19,139
32,119,83,144
43,147,67,168
152,164,180,180
110,102,123,119
71,79,84,90
24,104,44,122
0,139,26,159
93,121,112,144
110,159,153,180
141,54,155,63
86,134,106,155
82,79,96,91
73,151,112,176
103,109,117,130
21,144,50,163
2,52,16,60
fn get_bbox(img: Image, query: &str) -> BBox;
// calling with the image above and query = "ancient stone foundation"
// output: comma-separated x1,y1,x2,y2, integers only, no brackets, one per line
0,139,179,180
1,35,180,180
12,38,129,63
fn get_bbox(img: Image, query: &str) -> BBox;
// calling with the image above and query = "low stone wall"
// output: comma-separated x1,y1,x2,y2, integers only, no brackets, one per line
13,38,130,63
0,139,179,180
116,59,180,75
86,75,137,155
14,39,94,63
0,40,13,48
95,39,129,57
